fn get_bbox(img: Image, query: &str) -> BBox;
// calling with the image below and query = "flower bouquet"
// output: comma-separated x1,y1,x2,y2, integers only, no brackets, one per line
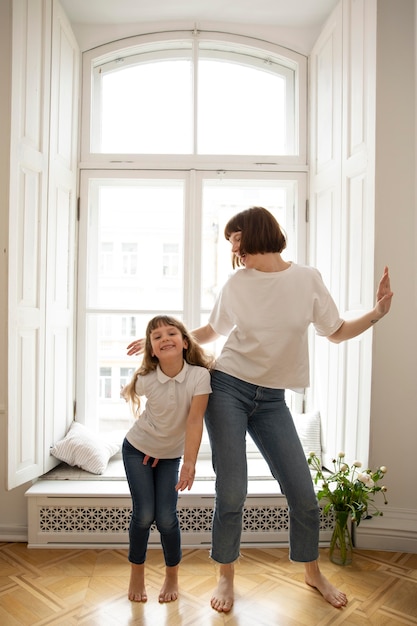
308,452,388,564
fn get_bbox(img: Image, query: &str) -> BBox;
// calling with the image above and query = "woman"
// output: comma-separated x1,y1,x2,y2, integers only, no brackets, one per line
128,207,393,612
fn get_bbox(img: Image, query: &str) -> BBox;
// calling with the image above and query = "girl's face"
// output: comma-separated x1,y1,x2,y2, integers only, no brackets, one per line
149,324,187,360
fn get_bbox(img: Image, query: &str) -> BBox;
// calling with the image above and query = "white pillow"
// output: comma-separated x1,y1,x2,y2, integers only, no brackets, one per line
50,422,120,475
291,410,322,460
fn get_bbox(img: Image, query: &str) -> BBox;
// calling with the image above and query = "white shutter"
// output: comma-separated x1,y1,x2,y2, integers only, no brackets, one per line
308,0,377,468
8,0,52,488
308,2,344,468
8,0,79,488
339,0,376,465
43,0,79,472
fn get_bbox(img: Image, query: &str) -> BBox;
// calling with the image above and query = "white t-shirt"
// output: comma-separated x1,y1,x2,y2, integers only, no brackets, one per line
125,361,212,458
209,263,343,390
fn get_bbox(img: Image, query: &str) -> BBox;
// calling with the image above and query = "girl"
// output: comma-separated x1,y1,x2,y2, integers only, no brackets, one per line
122,315,212,603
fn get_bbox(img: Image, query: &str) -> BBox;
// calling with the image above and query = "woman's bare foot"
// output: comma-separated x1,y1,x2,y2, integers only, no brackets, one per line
304,560,348,608
158,565,179,603
211,563,234,613
128,563,147,602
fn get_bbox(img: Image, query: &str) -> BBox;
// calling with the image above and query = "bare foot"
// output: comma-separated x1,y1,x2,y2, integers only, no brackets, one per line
128,563,147,602
159,565,179,603
304,560,347,608
211,563,234,613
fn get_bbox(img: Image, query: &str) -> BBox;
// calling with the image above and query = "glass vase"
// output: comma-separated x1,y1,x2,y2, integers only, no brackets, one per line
329,510,353,565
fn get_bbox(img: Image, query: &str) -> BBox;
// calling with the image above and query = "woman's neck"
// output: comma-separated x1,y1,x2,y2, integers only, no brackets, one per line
250,252,291,273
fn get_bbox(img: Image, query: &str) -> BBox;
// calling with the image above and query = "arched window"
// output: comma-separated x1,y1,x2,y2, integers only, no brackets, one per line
78,33,308,466
86,36,300,157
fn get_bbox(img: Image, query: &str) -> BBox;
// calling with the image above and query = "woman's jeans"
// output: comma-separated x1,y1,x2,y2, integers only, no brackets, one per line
122,438,181,567
205,370,320,564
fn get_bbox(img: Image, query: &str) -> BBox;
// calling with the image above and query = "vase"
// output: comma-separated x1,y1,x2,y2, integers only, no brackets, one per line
329,510,353,565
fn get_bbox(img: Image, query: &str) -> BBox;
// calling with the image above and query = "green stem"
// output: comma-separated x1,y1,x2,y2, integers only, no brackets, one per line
330,511,353,565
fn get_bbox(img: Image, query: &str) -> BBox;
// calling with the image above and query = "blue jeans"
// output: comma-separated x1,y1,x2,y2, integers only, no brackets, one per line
122,438,182,567
205,370,320,564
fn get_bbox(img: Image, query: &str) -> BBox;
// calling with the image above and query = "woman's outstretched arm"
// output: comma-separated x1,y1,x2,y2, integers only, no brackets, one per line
328,266,393,344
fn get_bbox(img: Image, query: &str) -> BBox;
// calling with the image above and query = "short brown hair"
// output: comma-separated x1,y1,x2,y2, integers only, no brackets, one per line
224,207,287,268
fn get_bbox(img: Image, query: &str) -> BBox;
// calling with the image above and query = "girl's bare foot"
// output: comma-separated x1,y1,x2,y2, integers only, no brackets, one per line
304,560,348,608
128,563,147,602
159,565,179,603
211,563,234,613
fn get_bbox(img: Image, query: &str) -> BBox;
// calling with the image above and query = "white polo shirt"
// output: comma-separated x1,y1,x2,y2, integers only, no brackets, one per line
125,361,212,458
209,263,343,390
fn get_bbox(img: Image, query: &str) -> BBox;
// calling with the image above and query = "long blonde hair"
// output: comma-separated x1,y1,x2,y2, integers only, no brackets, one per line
122,315,213,417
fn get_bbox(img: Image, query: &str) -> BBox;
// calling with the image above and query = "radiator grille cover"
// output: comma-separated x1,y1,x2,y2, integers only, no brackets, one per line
36,503,334,541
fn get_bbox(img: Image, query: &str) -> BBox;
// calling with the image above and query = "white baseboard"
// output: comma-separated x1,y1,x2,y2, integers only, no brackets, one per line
354,507,417,553
0,525,28,542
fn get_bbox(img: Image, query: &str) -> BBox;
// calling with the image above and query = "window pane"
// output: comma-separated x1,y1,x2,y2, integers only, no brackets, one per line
82,178,185,430
90,39,299,156
86,179,184,310
99,59,193,154
198,60,291,155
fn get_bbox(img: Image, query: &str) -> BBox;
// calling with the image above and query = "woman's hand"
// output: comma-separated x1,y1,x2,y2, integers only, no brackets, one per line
126,338,145,356
375,266,394,318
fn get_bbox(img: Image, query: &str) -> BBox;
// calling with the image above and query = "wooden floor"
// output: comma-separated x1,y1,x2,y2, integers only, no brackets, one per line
1,543,417,625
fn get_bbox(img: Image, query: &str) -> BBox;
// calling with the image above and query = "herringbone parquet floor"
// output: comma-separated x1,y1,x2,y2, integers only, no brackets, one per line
0,542,417,625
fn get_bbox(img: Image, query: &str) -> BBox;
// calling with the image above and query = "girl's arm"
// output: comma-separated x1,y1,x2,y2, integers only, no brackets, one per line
176,394,209,492
328,266,393,344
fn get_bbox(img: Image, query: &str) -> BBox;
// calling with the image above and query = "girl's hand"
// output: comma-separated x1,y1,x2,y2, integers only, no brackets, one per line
143,455,159,468
175,461,196,492
375,266,394,318
127,338,145,356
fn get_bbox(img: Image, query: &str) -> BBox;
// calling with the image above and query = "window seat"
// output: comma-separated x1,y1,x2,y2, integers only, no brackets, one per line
38,455,282,495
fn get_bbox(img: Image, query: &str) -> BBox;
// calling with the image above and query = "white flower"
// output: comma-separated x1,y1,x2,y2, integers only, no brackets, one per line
358,473,375,487
338,452,345,458
380,466,387,473
340,464,348,472
353,460,362,468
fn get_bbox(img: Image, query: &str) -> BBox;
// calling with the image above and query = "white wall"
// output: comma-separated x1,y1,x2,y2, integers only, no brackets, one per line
355,0,417,550
1,0,416,549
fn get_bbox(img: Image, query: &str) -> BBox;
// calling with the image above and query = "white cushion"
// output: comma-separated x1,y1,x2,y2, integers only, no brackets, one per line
50,422,120,475
292,410,322,459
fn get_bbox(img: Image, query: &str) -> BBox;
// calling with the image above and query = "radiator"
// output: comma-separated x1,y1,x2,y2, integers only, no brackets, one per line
26,482,334,548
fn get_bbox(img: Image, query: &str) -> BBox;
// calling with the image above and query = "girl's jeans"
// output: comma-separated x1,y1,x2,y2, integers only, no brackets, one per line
122,438,182,567
205,370,320,564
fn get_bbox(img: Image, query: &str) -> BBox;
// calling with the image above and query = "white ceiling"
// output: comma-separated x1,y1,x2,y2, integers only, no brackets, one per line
59,0,339,28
